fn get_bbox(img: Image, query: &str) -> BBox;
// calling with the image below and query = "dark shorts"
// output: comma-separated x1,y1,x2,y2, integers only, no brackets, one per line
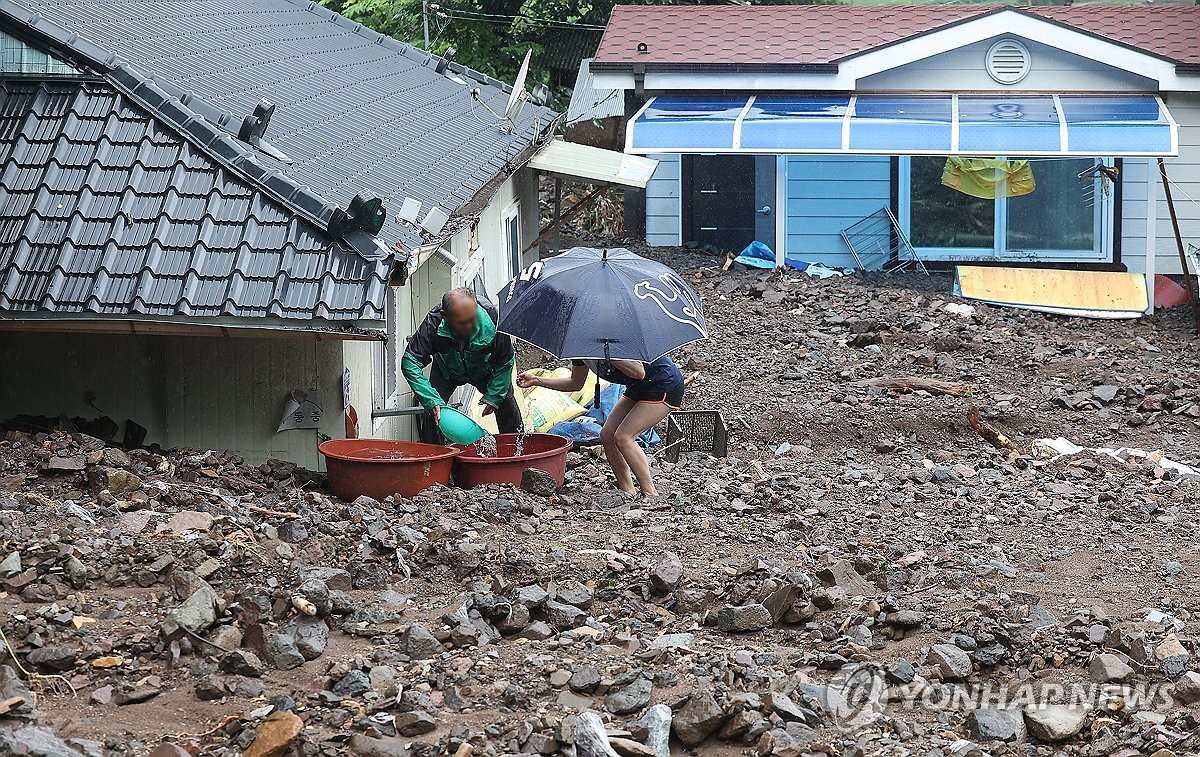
625,383,684,409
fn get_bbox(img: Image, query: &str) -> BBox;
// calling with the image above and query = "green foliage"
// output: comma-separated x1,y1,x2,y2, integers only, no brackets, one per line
322,0,611,88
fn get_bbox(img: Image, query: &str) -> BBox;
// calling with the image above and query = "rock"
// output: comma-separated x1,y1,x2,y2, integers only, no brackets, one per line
886,610,927,628
160,582,221,637
88,466,141,495
219,650,265,677
0,724,85,756
886,659,916,684
605,677,652,715
719,709,764,740
673,688,726,747
650,633,695,650
1172,671,1200,704
348,734,413,757
285,616,330,661
150,745,192,757
394,710,438,736
296,578,333,618
1089,653,1134,683
1093,385,1120,403
542,600,585,630
555,581,594,609
569,711,620,757
114,687,161,705
642,703,672,757
401,623,443,659
332,670,371,697
928,643,972,681
157,510,213,533
521,468,558,495
263,634,305,671
0,552,20,577
816,559,875,597
26,645,77,672
757,723,819,757
569,666,602,693
966,707,1026,742
275,520,308,543
0,665,33,713
514,584,549,609
516,621,555,641
296,566,353,592
243,710,304,757
195,675,227,701
1023,704,1088,742
90,685,113,705
609,738,655,757
649,552,684,595
717,603,772,633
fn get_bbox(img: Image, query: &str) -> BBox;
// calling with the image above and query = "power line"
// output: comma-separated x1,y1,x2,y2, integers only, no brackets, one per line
436,7,606,29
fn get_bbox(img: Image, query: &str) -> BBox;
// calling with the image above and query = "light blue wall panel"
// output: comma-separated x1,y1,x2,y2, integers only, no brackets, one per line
785,155,892,267
645,153,681,246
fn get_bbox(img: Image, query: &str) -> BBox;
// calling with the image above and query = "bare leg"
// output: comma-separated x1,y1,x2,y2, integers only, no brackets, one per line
600,397,637,495
614,401,673,496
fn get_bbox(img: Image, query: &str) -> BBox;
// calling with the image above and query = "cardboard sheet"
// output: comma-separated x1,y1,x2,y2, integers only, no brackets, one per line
955,266,1148,319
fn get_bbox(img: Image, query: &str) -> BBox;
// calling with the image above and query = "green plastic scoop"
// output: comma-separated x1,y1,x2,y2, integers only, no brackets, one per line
438,406,488,445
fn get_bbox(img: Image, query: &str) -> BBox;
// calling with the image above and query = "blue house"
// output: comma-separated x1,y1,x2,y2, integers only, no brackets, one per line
592,5,1200,287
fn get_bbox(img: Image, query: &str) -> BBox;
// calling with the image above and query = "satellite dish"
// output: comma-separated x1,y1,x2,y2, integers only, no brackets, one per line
504,49,533,121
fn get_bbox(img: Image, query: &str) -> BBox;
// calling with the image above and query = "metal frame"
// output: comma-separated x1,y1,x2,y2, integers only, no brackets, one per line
840,206,928,274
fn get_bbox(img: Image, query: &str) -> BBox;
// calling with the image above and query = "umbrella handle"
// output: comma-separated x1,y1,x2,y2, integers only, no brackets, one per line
595,341,609,409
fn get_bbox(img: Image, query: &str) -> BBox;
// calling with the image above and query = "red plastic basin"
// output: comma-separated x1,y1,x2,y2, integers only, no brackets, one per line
319,439,461,500
454,433,572,489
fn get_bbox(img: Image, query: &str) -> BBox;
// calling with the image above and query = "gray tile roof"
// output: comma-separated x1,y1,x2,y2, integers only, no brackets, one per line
0,0,560,329
0,78,388,325
9,0,559,248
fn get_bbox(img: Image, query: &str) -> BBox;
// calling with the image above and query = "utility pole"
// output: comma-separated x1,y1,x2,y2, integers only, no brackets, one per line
422,0,430,49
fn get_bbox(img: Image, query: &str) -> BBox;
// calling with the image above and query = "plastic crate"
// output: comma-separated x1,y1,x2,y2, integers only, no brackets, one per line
663,410,729,463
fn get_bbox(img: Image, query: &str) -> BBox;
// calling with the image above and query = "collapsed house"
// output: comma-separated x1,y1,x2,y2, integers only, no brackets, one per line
0,0,654,466
593,5,1199,292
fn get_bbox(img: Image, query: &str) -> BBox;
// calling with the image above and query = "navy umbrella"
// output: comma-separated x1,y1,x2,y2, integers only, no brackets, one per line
497,247,707,362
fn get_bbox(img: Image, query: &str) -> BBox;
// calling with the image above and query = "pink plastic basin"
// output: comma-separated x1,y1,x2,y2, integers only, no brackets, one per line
319,439,461,499
454,433,572,489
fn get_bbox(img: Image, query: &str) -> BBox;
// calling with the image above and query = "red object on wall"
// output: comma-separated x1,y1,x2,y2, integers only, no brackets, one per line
345,405,359,438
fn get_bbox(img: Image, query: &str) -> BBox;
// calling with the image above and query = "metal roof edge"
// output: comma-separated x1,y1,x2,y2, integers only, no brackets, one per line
0,312,387,340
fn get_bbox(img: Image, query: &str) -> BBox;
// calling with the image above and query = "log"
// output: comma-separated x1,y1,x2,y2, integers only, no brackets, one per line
966,404,1020,454
852,376,973,397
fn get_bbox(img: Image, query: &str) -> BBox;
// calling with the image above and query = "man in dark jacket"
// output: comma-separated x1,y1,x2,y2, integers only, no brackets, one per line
402,288,522,442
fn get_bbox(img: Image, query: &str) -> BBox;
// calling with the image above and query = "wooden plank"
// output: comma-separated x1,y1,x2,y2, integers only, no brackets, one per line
956,265,1148,318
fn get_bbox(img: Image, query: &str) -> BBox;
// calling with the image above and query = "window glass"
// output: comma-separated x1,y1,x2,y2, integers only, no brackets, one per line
909,156,994,249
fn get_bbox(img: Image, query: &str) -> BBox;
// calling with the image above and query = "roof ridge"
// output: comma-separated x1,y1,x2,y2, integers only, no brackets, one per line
0,0,362,239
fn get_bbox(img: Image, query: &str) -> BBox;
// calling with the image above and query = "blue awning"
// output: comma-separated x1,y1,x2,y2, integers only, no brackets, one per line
627,94,1177,157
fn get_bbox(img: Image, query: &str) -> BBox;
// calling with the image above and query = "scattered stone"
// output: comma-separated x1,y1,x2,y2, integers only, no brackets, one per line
263,634,305,671
243,710,304,757
1089,653,1134,683
966,707,1026,742
1023,704,1088,742
394,710,437,736
605,677,652,715
649,552,684,595
672,688,725,747
928,643,972,681
521,467,558,496
717,603,772,633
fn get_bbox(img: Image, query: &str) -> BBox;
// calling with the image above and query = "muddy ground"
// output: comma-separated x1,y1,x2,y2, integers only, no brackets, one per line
1,243,1199,757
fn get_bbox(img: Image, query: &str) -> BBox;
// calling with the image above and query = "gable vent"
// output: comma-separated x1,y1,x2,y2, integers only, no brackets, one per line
986,39,1031,85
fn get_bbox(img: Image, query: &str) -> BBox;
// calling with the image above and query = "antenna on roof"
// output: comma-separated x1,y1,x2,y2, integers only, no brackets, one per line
504,50,533,123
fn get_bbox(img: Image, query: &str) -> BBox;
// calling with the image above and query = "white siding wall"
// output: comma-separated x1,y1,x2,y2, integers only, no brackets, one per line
861,37,1156,92
784,155,892,268
645,154,681,246
1121,93,1200,275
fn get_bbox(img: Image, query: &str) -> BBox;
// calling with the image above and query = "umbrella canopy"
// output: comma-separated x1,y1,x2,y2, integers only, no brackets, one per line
497,247,707,361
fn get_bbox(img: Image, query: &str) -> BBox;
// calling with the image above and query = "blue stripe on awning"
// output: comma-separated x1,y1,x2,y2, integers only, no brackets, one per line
627,94,1177,157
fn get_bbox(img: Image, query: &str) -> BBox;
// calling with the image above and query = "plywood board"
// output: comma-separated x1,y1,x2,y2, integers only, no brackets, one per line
955,266,1148,319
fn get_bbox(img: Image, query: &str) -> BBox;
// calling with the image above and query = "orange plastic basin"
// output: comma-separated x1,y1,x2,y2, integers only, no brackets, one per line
454,433,572,489
319,439,461,500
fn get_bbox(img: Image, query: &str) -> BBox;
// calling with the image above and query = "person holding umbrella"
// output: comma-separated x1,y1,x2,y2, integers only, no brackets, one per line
518,355,684,497
498,247,706,498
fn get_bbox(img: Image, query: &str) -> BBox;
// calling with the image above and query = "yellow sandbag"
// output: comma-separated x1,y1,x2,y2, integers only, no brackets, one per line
525,387,588,433
524,366,609,407
466,373,532,434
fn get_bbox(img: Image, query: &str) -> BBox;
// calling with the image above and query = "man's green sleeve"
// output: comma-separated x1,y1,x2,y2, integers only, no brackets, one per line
402,351,443,410
481,353,516,408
